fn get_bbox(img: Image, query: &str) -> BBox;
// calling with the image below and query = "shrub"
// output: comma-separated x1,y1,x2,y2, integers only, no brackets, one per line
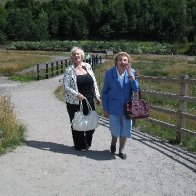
0,31,7,44
0,96,25,154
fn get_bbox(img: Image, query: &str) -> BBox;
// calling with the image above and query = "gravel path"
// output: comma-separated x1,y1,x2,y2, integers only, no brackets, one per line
0,76,195,196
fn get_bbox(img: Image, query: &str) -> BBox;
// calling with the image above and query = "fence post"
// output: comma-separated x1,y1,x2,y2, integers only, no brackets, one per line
176,74,188,144
56,61,59,75
46,63,49,79
65,59,68,68
91,56,95,69
37,64,40,80
51,62,54,77
95,55,98,64
99,56,102,64
61,60,63,74
89,58,91,65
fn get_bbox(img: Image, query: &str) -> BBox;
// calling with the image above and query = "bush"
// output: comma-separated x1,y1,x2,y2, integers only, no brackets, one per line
0,31,7,44
6,40,174,55
0,96,25,154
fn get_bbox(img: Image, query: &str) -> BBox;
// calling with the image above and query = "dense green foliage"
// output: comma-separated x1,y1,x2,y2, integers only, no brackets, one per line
7,40,174,54
0,0,195,46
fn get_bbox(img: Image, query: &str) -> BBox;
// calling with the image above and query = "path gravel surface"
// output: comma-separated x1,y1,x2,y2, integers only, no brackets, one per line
0,76,195,196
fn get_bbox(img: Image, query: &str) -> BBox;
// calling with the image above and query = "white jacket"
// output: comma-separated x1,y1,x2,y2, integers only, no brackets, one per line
63,62,100,105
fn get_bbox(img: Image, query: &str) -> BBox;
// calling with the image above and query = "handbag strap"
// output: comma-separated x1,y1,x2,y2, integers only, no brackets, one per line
79,99,92,114
138,88,142,99
132,88,142,100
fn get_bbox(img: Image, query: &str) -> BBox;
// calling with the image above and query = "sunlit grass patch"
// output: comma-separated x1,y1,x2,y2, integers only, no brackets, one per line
0,50,65,76
0,96,25,154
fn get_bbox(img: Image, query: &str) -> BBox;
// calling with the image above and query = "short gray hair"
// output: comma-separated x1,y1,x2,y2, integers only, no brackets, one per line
114,52,132,64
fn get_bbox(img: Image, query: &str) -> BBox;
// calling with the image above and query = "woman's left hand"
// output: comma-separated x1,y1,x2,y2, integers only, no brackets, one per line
126,64,135,80
76,93,86,101
96,98,101,105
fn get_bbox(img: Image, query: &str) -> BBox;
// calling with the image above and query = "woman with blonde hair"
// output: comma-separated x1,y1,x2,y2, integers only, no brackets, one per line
63,47,101,151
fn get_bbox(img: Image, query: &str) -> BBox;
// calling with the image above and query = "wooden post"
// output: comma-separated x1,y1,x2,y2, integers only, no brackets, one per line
61,60,63,74
56,61,59,75
65,59,68,68
91,56,95,69
37,64,40,80
51,62,54,77
46,63,49,79
99,56,102,64
95,55,98,64
176,74,188,144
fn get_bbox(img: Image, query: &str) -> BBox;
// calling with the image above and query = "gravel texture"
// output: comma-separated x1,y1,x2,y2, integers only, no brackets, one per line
0,75,195,196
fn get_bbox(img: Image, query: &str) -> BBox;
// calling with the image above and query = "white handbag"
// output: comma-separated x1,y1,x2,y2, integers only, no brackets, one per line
72,99,99,131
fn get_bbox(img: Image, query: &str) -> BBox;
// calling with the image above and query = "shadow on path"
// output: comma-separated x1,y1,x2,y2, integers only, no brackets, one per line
100,117,196,172
25,140,116,161
132,130,196,173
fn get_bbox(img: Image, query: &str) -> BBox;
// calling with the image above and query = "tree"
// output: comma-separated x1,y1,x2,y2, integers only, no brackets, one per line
161,0,187,42
86,0,103,39
6,8,34,40
48,11,59,39
0,6,7,43
0,6,6,32
69,10,89,40
31,9,48,40
98,24,113,40
58,10,72,40
186,0,196,41
109,0,128,39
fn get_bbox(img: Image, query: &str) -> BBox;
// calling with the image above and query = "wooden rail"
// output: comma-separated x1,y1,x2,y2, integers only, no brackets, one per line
139,75,196,143
36,56,102,80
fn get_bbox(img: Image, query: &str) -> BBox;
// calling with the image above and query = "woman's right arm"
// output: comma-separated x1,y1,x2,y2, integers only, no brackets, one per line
63,69,78,97
63,69,86,101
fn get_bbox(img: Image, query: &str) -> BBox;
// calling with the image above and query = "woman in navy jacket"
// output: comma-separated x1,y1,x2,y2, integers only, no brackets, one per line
102,52,139,159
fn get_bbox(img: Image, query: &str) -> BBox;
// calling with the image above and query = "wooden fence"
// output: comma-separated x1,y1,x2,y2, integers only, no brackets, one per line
36,56,102,80
139,75,196,143
37,57,195,143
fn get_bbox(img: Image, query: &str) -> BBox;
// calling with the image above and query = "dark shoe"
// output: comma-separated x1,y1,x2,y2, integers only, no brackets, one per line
80,148,88,152
118,153,127,160
75,146,88,151
110,145,116,153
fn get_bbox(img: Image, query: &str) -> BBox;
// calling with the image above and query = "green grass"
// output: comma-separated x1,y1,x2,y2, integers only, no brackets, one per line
0,96,25,155
0,49,66,79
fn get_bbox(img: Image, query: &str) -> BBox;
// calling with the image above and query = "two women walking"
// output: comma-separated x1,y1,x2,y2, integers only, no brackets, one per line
63,47,139,159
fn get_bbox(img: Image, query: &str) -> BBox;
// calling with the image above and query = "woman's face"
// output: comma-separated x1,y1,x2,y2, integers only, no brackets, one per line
116,55,129,68
72,49,83,63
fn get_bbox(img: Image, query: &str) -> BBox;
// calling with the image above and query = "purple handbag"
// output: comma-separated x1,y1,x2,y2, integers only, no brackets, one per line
124,89,150,119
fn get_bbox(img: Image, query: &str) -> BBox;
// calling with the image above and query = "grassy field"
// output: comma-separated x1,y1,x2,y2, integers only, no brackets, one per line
0,49,67,80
